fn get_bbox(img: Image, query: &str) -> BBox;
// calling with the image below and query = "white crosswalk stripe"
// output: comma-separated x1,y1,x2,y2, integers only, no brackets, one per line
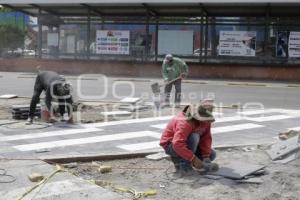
13,131,161,151
212,123,264,134
0,109,299,154
245,115,296,122
118,141,160,152
0,127,102,142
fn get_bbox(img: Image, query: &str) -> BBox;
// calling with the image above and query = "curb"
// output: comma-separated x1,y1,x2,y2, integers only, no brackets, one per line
41,150,162,163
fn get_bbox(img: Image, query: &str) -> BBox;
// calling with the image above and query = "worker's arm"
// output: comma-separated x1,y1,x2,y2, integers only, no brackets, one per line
180,59,189,77
199,124,212,159
162,62,169,81
172,121,195,161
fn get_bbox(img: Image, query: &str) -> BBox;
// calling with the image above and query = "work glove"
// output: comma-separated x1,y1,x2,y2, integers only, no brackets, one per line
203,162,219,172
191,156,203,169
203,158,211,163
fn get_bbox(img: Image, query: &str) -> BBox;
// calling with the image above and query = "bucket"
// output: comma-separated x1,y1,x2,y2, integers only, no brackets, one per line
40,101,51,123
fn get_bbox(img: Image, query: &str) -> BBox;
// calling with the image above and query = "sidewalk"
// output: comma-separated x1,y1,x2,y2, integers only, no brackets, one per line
0,158,130,200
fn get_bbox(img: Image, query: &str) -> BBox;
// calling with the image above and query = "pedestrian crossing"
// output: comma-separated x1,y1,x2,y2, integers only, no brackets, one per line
0,108,300,155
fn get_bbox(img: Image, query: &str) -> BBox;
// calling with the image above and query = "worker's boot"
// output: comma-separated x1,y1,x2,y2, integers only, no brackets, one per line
170,156,181,172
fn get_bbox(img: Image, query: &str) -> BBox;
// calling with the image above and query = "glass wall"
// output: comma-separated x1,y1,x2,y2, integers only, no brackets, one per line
31,15,300,65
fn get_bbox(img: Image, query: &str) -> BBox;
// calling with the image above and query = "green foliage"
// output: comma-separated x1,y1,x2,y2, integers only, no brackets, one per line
0,7,12,12
0,24,25,53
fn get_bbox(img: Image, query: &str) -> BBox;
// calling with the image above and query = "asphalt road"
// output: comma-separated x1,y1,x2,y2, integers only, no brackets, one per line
0,71,299,109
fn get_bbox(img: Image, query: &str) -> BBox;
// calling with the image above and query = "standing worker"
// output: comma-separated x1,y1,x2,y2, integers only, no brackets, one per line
27,70,73,124
162,54,188,108
160,99,219,174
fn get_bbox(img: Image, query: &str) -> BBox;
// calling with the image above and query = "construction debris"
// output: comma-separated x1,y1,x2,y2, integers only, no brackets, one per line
242,146,256,152
11,104,41,120
28,173,44,182
98,165,112,174
266,135,300,160
278,130,300,140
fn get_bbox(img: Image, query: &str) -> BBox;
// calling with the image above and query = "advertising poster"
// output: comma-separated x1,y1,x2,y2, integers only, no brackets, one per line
219,31,256,57
288,32,300,58
96,30,130,55
276,31,289,58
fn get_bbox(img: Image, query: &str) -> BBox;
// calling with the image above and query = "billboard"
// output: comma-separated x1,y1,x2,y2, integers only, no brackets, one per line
219,31,256,57
288,32,300,58
96,30,130,55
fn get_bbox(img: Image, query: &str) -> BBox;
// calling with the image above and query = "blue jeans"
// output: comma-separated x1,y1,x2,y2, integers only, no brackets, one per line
165,133,216,171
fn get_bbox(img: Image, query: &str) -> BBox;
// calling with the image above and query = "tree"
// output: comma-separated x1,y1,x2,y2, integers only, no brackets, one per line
0,24,26,55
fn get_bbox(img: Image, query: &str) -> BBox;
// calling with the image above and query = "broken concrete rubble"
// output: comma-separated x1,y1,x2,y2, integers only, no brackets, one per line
266,135,300,160
278,130,300,140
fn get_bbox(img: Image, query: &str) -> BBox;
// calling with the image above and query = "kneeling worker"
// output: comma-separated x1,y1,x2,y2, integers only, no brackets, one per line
160,99,219,173
27,70,73,124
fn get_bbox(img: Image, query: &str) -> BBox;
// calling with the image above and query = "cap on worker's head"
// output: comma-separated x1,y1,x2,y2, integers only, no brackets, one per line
183,99,215,122
165,54,173,62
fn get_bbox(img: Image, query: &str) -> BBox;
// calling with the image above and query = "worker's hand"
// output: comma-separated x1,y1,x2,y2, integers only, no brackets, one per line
203,162,219,172
203,157,211,163
191,156,203,169
180,73,187,79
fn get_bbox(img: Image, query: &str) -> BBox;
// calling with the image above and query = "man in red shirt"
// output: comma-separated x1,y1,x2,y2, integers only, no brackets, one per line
160,99,219,173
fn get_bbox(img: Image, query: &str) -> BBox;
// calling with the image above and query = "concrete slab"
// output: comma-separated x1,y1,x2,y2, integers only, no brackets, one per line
0,94,17,99
273,153,297,164
120,97,142,104
209,161,265,180
266,135,300,160
100,111,132,117
236,177,264,184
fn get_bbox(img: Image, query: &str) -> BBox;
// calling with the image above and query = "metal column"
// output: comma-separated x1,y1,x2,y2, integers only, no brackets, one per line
87,9,91,60
200,12,204,63
155,17,159,62
37,8,42,59
145,13,150,61
204,16,209,63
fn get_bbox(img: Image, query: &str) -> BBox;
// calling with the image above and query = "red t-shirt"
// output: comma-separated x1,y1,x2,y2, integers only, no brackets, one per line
160,112,212,161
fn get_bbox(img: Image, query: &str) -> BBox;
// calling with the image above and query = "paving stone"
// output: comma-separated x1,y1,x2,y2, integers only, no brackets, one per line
120,97,142,104
273,153,297,164
100,111,132,117
209,161,265,180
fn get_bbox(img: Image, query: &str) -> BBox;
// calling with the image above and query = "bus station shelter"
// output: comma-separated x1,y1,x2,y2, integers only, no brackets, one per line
2,1,300,80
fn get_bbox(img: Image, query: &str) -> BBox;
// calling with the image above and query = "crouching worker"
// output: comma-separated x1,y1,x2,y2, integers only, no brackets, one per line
160,99,219,174
27,70,73,124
